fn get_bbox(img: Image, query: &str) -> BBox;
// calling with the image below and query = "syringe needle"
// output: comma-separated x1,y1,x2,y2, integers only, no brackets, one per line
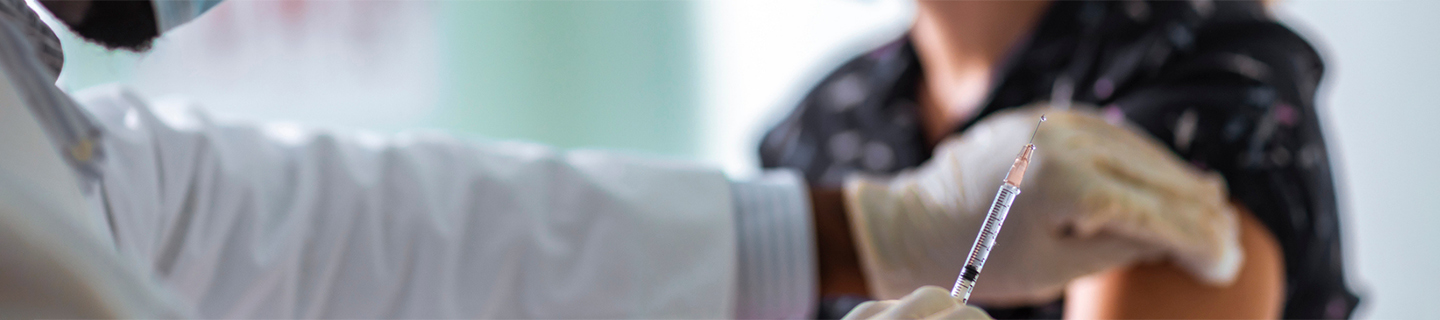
1028,114,1047,144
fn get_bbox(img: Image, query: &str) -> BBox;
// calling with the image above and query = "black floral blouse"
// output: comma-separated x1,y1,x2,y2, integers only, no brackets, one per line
760,1,1359,319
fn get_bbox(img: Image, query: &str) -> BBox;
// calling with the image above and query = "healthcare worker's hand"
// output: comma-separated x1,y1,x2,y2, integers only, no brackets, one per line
843,104,1242,305
841,286,992,320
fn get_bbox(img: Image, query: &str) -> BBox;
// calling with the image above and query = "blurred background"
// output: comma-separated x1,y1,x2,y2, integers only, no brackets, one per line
34,0,1438,318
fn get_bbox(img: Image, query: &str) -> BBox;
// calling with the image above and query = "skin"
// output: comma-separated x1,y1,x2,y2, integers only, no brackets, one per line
40,0,158,51
813,189,872,296
817,1,1287,318
38,0,90,26
911,0,1052,145
1064,204,1285,319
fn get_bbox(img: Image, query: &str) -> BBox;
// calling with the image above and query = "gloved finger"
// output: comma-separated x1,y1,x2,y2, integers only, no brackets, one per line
923,305,995,320
1036,108,1215,197
1082,175,1163,232
1095,151,1226,207
841,300,898,320
1073,173,1208,252
1043,114,1231,240
1040,111,1208,198
1082,161,1233,248
872,286,961,320
1067,164,1243,285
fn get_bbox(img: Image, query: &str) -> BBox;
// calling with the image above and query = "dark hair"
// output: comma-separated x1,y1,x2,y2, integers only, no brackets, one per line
69,0,159,51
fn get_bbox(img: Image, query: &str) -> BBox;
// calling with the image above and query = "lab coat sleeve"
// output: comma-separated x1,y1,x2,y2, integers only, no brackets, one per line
730,170,817,319
75,86,748,318
0,15,190,317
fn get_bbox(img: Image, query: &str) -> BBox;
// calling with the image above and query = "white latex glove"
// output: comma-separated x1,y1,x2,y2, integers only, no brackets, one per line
844,104,1241,305
841,286,992,320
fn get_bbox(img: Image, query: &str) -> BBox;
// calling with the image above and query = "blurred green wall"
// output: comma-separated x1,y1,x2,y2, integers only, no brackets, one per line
435,1,699,157
51,1,701,158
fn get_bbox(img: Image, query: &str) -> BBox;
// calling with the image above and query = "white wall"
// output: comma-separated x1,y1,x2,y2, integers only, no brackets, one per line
696,0,913,176
46,0,442,133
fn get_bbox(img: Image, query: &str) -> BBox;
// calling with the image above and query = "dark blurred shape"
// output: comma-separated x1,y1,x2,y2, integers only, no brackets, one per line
761,1,1358,319
70,0,157,51
815,295,869,320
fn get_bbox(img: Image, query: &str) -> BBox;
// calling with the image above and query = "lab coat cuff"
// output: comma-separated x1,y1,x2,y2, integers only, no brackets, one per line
731,169,817,319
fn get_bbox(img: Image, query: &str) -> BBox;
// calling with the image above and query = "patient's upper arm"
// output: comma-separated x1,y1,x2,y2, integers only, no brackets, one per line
1063,203,1284,319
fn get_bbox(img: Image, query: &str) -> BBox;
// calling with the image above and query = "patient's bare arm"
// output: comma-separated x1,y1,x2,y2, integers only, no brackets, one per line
1063,203,1285,320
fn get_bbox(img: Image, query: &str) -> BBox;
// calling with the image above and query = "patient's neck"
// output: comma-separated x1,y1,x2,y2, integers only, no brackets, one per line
911,0,1050,145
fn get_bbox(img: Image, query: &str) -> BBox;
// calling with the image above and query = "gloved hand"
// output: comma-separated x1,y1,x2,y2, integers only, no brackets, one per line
841,286,992,320
843,104,1242,305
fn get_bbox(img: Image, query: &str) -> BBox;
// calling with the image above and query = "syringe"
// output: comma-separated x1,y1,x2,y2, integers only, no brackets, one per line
950,115,1045,304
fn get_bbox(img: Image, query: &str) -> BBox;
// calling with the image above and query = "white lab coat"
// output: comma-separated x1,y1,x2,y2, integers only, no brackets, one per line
73,87,743,318
0,53,185,319
0,76,761,317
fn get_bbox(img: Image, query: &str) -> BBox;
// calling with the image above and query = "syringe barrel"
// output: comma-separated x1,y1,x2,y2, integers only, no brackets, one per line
951,183,1021,303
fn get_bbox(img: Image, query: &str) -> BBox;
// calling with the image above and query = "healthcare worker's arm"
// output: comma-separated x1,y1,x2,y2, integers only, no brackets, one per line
731,171,820,319
1063,204,1285,319
810,188,871,297
0,7,188,316
74,86,817,318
